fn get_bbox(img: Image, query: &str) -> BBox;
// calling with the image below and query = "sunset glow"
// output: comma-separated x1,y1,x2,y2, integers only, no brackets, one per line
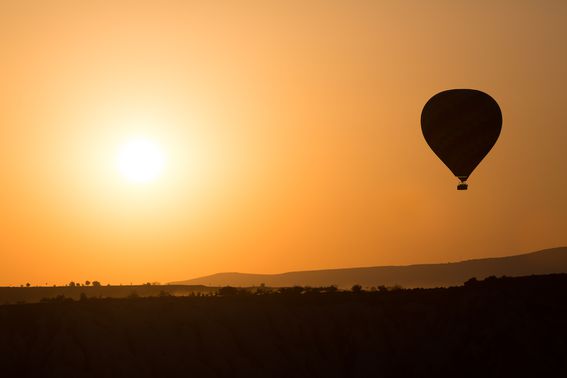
2,2,566,376
0,1,566,286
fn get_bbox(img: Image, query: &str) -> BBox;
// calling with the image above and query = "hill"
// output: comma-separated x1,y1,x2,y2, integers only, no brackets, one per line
1,274,566,377
170,247,567,288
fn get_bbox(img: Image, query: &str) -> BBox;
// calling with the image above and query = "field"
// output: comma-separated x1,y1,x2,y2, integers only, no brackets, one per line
0,285,216,305
1,274,566,377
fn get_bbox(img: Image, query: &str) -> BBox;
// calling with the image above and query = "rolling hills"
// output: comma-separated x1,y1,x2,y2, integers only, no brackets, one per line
170,247,567,288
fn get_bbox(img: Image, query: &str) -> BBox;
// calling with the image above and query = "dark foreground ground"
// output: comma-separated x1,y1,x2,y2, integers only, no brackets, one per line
1,275,566,378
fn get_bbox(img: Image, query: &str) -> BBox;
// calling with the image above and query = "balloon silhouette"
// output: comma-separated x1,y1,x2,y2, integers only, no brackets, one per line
421,89,502,190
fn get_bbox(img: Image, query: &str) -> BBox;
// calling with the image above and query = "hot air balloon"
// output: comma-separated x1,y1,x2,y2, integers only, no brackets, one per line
421,89,502,190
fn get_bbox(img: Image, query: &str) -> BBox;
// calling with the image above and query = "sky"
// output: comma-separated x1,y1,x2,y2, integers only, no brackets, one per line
1,1,566,286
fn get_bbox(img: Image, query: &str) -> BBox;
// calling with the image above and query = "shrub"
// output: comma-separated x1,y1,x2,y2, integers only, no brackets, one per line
278,286,304,295
324,285,338,293
351,284,363,293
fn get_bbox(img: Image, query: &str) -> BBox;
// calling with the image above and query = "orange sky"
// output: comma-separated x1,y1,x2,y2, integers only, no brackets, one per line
1,1,566,286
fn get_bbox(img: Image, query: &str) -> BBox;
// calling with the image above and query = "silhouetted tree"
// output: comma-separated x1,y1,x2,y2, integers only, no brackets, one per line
485,275,498,283
351,284,363,293
325,285,338,293
25,283,30,288
92,281,101,287
464,277,478,287
85,280,91,286
69,281,76,287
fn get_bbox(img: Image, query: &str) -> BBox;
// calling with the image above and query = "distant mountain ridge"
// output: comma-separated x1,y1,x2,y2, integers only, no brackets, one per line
169,247,567,288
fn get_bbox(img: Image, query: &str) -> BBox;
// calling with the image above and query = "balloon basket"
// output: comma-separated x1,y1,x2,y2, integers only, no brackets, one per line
457,183,468,190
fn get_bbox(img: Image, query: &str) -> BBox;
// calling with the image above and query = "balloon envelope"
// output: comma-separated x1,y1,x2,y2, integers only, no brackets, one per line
421,89,502,187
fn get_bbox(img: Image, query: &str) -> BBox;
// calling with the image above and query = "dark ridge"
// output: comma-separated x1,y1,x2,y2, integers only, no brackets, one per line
170,246,567,288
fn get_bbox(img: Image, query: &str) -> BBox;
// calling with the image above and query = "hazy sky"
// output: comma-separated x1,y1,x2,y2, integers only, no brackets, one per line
1,1,566,285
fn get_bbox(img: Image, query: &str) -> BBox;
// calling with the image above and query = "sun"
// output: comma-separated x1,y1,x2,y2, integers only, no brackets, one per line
117,138,166,183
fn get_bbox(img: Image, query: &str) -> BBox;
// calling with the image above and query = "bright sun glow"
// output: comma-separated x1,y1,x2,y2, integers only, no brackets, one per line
117,138,166,183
